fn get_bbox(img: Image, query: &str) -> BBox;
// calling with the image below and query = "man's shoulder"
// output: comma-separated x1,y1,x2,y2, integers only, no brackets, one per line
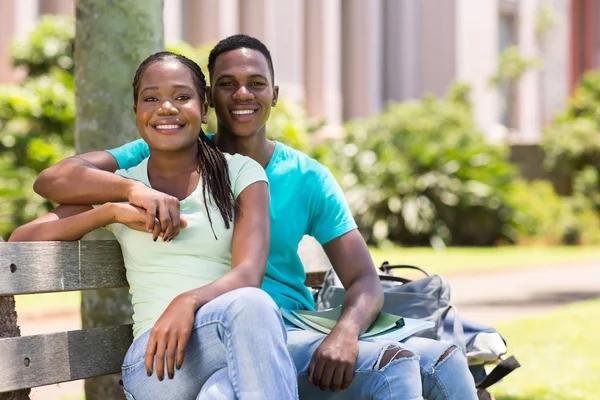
273,142,329,178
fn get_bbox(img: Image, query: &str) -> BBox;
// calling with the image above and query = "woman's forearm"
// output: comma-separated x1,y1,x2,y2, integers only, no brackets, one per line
184,262,265,310
9,204,117,242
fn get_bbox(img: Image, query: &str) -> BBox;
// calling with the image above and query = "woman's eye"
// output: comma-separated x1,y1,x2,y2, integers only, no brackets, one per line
176,95,190,101
144,96,158,102
219,82,234,87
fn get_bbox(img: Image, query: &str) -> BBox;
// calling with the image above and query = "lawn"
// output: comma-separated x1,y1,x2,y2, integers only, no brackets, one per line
490,298,600,400
369,245,600,275
15,245,600,316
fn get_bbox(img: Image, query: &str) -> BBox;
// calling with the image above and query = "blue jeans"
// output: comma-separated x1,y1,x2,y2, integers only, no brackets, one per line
121,288,298,400
287,327,423,399
402,336,478,400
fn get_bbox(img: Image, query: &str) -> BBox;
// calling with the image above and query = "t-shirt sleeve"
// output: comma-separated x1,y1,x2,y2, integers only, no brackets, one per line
307,167,358,245
106,139,149,170
229,155,269,200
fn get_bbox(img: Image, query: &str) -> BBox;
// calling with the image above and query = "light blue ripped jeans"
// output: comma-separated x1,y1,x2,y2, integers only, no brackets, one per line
287,327,423,399
120,288,298,400
402,336,478,400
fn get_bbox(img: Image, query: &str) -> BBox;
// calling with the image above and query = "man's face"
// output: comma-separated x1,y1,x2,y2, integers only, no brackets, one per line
208,48,279,138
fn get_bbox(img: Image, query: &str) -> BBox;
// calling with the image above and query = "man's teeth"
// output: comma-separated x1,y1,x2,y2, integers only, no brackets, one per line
232,110,254,115
156,124,181,129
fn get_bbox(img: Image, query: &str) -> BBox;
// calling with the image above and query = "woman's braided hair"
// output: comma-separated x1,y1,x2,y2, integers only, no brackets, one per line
132,51,235,239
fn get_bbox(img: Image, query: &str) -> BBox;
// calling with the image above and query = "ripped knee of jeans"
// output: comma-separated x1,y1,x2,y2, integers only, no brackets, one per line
376,345,415,370
434,345,457,367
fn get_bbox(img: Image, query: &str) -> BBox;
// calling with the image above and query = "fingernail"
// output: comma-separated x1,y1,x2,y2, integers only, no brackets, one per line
153,237,158,242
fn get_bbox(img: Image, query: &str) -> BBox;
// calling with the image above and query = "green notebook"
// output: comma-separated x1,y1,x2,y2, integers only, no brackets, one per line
290,306,404,338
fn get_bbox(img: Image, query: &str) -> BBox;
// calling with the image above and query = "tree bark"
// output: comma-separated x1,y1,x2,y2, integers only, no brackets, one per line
74,2,163,399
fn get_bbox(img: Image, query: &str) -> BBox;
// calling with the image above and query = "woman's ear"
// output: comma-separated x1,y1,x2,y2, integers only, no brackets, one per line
206,86,215,108
132,104,137,113
201,102,208,124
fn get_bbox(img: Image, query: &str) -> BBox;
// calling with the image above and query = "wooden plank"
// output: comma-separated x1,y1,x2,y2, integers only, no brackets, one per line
0,241,127,295
0,324,133,392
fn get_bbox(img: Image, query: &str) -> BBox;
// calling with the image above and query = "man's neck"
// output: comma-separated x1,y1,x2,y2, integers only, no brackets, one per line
213,131,275,169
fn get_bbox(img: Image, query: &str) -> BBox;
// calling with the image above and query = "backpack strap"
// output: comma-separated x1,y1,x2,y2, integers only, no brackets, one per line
447,304,467,354
379,262,430,277
475,356,521,389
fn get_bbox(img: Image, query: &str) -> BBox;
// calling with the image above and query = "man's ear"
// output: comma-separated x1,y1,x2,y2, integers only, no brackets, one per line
271,85,279,107
201,102,208,124
206,86,215,108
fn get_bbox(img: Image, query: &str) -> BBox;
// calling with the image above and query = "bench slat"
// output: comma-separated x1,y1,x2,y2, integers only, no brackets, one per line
0,324,133,393
0,241,127,295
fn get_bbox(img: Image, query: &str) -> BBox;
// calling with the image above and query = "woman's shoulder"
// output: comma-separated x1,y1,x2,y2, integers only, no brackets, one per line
224,152,263,174
115,157,150,184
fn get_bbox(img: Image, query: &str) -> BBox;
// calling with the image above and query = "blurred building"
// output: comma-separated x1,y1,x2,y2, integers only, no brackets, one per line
1,0,598,142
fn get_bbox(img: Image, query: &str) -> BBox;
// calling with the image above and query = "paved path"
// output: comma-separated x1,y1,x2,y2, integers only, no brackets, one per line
16,254,600,400
449,260,600,324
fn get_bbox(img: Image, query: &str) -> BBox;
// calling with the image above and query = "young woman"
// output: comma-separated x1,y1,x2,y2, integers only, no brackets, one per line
9,52,298,400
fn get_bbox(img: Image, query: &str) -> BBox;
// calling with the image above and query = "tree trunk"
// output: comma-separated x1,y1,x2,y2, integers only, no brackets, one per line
74,2,163,399
0,237,30,399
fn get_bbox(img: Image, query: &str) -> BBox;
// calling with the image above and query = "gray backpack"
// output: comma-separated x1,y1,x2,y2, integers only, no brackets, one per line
316,263,466,351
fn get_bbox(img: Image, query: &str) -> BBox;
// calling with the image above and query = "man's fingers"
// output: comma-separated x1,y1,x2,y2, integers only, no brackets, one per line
168,209,180,241
309,358,325,387
319,363,335,391
330,366,346,391
152,219,162,242
145,203,157,232
158,206,173,242
179,215,188,229
145,338,157,377
341,367,354,390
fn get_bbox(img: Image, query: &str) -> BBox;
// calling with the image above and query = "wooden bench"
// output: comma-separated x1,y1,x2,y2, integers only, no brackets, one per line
0,240,328,394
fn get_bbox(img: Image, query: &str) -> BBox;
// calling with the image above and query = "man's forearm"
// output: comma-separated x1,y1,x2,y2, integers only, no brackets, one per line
331,276,384,338
34,156,134,204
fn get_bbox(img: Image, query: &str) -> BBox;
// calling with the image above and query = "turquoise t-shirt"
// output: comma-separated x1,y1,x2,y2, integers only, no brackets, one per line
108,137,357,311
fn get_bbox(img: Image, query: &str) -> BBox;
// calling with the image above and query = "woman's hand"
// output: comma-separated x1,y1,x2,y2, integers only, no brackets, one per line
144,292,198,380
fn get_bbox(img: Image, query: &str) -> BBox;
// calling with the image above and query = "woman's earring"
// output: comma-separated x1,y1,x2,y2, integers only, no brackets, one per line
271,100,277,106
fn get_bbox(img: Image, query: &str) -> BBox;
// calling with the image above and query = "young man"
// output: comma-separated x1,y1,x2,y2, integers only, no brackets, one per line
34,35,476,399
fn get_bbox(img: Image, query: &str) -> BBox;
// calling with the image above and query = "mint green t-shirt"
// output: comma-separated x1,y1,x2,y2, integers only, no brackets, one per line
105,152,268,338
108,138,357,312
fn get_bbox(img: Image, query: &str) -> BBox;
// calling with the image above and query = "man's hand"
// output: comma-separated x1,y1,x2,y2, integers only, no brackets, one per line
145,292,197,381
112,203,188,241
308,332,359,392
126,181,183,241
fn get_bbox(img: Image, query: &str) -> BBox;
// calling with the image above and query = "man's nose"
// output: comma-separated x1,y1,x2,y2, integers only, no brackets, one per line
233,85,254,102
158,100,178,114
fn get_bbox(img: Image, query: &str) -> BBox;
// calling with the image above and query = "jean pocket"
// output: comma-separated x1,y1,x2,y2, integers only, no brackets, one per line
123,387,136,400
121,356,146,374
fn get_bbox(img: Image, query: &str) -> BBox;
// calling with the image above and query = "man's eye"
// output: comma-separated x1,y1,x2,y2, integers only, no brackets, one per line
250,82,266,87
219,82,234,87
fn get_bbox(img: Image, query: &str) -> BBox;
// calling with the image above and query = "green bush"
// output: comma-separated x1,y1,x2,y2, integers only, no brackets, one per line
0,16,76,238
322,84,521,247
541,70,600,243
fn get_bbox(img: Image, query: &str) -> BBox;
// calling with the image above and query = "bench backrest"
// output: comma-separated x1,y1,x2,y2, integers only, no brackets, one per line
0,239,327,393
0,241,131,393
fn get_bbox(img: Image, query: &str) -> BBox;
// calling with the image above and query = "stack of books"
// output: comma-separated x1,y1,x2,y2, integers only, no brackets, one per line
280,305,434,341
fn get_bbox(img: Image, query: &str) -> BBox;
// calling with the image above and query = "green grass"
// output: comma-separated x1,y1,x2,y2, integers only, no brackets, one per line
490,299,600,400
369,245,600,275
15,291,80,316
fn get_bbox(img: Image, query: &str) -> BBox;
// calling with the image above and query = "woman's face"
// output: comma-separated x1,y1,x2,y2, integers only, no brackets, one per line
134,59,206,152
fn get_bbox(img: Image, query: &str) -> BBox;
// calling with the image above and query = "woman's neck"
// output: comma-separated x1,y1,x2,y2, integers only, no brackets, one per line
147,143,200,200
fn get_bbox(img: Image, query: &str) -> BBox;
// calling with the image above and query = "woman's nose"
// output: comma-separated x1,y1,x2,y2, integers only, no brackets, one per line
158,100,178,114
